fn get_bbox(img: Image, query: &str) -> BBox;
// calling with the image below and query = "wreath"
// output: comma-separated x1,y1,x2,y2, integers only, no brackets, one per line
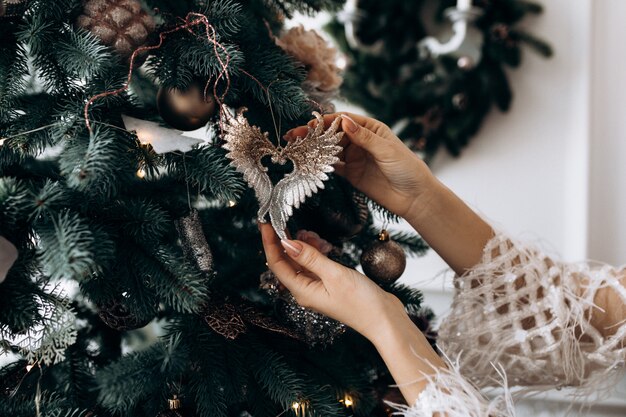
326,0,552,161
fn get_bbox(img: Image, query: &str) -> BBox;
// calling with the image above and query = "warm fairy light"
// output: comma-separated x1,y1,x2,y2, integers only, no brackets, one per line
0,138,6,146
343,395,354,407
26,364,34,372
139,134,151,145
228,200,237,207
291,402,300,411
136,168,146,179
336,55,348,70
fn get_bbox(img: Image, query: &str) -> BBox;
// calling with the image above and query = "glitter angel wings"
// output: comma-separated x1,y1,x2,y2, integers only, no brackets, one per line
222,108,343,240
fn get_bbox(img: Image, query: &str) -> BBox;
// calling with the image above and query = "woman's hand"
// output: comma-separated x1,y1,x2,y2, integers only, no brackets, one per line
287,112,495,275
259,222,404,342
284,113,435,223
260,223,446,405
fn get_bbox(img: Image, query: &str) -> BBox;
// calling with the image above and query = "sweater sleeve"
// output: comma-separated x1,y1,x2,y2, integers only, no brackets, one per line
395,232,626,417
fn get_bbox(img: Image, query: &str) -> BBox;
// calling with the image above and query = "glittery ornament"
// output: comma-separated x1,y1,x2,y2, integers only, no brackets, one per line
275,25,343,112
98,299,153,331
203,297,302,341
0,0,28,18
223,108,343,240
157,84,217,131
76,0,156,60
360,230,406,285
156,396,185,417
260,271,345,345
174,210,213,274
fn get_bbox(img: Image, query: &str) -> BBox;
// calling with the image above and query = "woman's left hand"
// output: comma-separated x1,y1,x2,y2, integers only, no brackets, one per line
259,223,405,342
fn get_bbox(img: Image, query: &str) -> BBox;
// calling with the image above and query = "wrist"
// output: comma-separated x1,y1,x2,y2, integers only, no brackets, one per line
368,293,445,372
404,171,445,229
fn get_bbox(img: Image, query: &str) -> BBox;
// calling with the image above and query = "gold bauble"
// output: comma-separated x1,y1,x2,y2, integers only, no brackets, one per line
157,84,216,131
360,230,406,285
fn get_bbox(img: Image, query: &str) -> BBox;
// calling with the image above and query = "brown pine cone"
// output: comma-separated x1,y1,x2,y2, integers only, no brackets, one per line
76,0,156,59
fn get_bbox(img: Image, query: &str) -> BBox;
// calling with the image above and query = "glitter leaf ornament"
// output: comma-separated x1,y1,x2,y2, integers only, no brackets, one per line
223,108,343,240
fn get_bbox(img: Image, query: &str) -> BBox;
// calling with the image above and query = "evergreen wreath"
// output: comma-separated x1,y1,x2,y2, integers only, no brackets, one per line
326,0,552,162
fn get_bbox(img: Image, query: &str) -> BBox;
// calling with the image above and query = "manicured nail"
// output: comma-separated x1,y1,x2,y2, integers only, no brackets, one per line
283,129,294,139
281,239,302,257
342,115,359,133
307,120,318,127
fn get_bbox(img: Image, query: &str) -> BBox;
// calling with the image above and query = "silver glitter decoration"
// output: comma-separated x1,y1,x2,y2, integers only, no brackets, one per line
260,270,346,345
174,210,213,274
223,108,344,240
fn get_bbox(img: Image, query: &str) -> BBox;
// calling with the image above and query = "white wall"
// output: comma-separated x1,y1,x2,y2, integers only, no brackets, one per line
293,0,626,415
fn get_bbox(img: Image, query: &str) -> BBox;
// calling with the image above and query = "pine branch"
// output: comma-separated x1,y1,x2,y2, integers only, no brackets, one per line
55,29,113,79
37,211,114,282
59,126,136,199
166,147,246,202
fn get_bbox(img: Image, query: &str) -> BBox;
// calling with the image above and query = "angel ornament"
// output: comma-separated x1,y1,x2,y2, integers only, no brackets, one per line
222,108,343,240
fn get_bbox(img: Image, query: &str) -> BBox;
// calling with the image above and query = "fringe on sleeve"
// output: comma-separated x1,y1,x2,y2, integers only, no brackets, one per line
437,232,626,396
388,356,516,417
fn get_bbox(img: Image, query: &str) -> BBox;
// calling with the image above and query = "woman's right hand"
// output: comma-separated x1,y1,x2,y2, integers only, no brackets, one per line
285,113,435,222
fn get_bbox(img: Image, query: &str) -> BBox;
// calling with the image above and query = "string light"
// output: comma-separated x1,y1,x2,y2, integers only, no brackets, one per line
0,138,6,146
136,168,146,179
291,402,300,411
228,200,237,207
25,364,34,372
343,395,354,407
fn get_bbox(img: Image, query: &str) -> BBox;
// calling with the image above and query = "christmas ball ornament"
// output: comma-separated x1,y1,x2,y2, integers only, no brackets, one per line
157,85,217,131
452,93,469,110
0,0,28,18
156,396,185,417
76,0,156,60
360,230,406,285
299,190,369,241
98,299,153,331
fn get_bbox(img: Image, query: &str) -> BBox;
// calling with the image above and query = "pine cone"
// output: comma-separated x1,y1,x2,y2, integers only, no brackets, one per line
76,0,156,59
0,0,29,18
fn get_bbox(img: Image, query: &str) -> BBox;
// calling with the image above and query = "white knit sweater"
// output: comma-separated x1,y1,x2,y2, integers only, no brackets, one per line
395,233,626,417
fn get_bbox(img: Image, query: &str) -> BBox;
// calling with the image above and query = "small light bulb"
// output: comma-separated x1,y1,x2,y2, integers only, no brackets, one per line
343,396,354,407
136,168,146,179
292,402,300,410
26,364,34,372
336,55,348,70
228,200,236,207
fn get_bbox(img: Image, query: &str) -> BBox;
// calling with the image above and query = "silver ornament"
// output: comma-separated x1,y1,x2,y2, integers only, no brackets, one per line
222,108,344,240
174,210,213,274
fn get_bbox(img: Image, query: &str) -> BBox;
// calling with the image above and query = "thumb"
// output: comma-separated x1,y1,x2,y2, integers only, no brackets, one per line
341,115,388,160
280,239,343,281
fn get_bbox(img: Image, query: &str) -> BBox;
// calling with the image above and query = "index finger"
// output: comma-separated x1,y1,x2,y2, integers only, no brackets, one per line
259,223,313,294
283,112,391,141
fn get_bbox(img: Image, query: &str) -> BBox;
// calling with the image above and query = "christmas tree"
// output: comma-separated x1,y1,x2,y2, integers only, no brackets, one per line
326,0,552,161
0,1,432,417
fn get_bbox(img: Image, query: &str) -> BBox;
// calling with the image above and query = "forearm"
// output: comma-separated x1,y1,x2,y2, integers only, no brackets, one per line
407,176,494,276
369,296,446,405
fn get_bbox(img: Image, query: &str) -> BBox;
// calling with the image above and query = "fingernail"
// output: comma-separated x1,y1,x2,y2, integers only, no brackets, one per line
342,115,359,133
281,239,302,257
283,129,294,139
307,120,317,127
